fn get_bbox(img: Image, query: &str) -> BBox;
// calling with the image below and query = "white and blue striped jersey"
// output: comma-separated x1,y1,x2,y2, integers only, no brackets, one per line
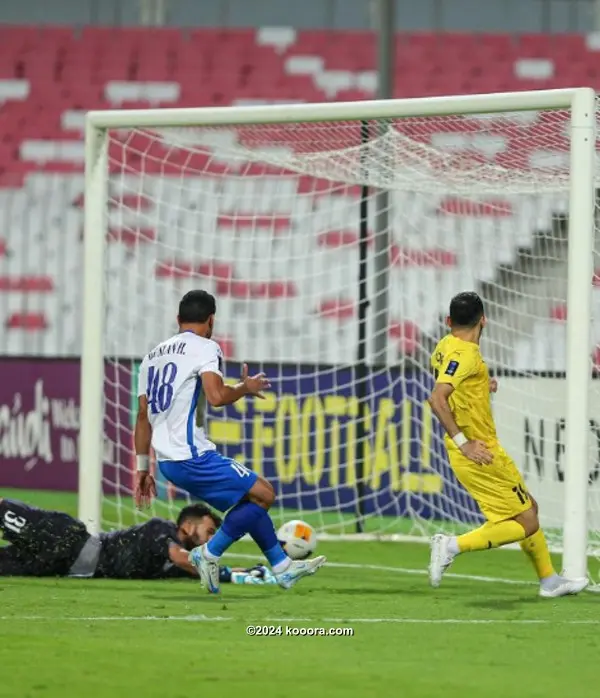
137,331,224,462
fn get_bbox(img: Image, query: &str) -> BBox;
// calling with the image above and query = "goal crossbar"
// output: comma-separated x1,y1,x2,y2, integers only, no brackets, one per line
86,89,580,130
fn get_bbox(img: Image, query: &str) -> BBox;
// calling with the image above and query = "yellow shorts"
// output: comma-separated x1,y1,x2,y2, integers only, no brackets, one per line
448,446,531,523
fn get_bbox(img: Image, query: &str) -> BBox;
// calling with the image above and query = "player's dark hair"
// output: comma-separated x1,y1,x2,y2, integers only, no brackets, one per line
178,290,216,324
176,504,222,529
449,292,485,328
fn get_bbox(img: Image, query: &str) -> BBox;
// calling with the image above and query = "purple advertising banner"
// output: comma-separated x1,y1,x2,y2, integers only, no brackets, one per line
0,358,473,523
0,359,81,491
0,359,132,493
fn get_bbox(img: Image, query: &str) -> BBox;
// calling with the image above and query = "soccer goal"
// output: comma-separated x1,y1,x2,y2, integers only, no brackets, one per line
79,88,597,582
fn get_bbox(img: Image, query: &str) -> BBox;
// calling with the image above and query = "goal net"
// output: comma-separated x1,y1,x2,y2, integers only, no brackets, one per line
83,94,598,571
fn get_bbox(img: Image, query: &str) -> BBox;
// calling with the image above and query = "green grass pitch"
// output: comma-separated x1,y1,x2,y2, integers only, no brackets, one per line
1,488,599,698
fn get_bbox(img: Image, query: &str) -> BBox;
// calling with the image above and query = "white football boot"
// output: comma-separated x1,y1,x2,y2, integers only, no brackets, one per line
276,555,327,589
429,534,456,588
189,544,220,594
539,575,588,598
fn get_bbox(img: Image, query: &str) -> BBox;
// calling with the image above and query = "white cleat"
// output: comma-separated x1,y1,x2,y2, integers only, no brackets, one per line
276,555,327,590
539,575,589,598
429,534,455,588
189,544,220,594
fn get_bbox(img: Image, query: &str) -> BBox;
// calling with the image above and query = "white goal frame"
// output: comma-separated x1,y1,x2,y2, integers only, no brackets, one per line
79,88,596,580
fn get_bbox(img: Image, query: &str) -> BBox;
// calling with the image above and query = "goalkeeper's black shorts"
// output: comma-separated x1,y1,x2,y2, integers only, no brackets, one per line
0,498,90,576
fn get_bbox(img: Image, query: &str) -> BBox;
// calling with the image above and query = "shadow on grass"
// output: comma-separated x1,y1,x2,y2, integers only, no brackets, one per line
324,585,432,596
464,596,541,611
142,593,275,603
465,591,599,612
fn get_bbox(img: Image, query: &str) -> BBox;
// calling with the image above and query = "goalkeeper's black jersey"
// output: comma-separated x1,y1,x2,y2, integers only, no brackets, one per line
95,518,183,579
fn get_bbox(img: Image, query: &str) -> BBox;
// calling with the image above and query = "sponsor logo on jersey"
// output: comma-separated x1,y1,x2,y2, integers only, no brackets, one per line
445,360,459,376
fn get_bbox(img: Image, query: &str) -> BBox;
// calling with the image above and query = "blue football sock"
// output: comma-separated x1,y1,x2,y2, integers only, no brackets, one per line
243,503,289,570
205,528,235,558
206,500,289,571
206,500,263,558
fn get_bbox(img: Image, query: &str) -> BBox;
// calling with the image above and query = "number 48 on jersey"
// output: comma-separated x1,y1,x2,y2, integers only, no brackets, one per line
146,362,178,415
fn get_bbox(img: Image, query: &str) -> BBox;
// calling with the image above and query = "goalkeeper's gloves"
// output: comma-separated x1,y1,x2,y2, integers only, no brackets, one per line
230,565,277,585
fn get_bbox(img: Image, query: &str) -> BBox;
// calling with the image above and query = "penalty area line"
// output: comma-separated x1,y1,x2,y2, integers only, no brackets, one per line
2,615,600,625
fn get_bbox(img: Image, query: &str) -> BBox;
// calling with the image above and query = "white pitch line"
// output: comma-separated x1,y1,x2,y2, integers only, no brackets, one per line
225,553,536,586
315,618,600,625
1,615,600,625
0,615,232,622
328,561,536,586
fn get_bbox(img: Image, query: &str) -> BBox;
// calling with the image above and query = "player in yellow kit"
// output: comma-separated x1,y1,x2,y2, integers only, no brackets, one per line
428,292,588,597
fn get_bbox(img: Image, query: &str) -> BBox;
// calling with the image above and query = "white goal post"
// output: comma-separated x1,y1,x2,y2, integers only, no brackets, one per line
79,88,596,582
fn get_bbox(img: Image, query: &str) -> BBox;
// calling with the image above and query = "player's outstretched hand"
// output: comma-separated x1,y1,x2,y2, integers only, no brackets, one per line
460,440,494,465
241,363,271,399
135,471,157,509
489,378,499,393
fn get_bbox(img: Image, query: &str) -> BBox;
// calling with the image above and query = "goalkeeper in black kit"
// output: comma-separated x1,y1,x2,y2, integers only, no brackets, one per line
0,498,275,584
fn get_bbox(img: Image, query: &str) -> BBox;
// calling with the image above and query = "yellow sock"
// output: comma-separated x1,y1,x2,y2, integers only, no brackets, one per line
519,529,555,580
457,519,526,552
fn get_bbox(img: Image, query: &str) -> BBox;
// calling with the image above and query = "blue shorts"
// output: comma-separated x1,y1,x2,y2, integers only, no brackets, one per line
158,451,258,513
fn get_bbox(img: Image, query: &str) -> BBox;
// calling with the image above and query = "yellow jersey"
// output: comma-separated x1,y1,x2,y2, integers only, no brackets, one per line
430,334,498,451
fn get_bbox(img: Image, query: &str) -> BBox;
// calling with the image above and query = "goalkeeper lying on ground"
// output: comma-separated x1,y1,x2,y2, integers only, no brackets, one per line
0,498,276,584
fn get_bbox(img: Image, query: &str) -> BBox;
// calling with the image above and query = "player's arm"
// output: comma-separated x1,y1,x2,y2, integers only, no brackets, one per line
134,395,152,459
201,362,270,407
168,542,199,577
165,546,268,582
428,382,463,439
428,354,493,465
164,547,274,584
134,361,157,507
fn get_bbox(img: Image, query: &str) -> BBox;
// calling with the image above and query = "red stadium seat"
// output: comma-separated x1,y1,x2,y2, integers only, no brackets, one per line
550,304,567,321
390,246,457,268
0,275,53,292
438,198,513,216
318,231,360,248
215,280,252,298
197,262,235,281
6,312,48,330
155,260,236,282
319,299,355,320
0,25,596,363
107,227,157,245
389,321,420,356
516,33,556,57
217,215,291,233
250,281,297,299
213,337,235,359
155,261,195,278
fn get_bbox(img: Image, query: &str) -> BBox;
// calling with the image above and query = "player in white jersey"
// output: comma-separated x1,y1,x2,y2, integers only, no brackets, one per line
134,290,326,594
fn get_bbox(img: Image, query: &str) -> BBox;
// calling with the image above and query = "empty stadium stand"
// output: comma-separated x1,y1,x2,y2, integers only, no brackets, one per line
0,25,596,367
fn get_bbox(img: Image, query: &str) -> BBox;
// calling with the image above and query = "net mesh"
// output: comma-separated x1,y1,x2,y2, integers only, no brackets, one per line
98,107,600,559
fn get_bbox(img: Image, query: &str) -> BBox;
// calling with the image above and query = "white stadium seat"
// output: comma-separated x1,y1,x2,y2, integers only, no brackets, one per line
0,79,30,101
0,163,577,368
